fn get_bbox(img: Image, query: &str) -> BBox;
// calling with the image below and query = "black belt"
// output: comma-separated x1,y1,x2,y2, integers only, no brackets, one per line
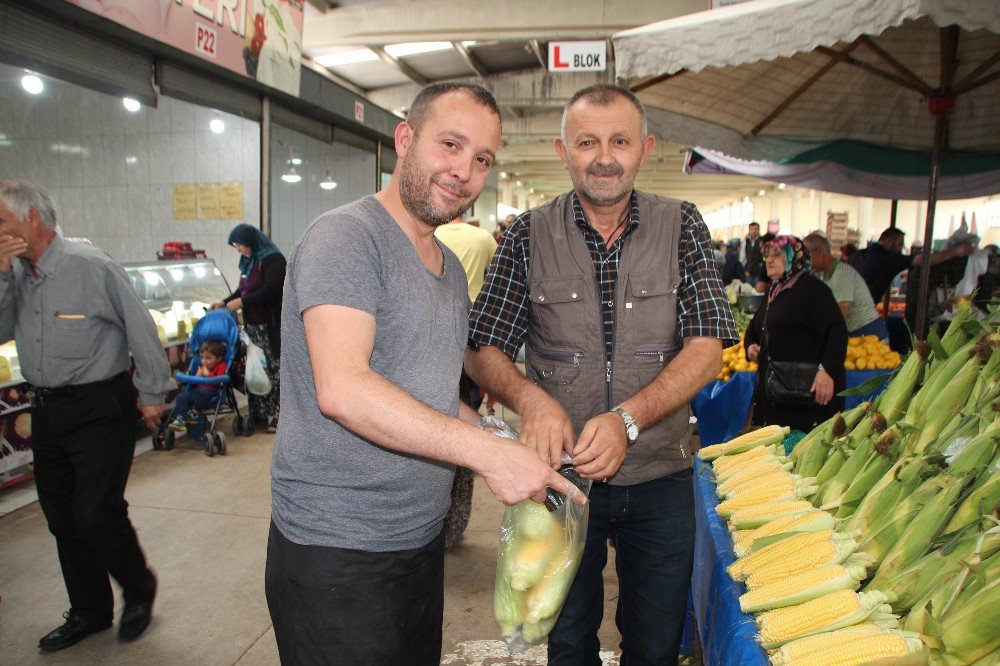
30,371,129,404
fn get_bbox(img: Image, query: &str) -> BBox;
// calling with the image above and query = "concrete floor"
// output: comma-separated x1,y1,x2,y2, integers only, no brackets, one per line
0,417,625,665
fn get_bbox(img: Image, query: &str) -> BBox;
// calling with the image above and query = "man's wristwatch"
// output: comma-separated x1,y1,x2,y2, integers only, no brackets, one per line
611,406,639,446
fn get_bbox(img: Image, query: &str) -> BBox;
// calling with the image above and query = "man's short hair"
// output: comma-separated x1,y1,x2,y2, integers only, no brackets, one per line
803,233,831,254
406,82,501,133
200,340,227,359
561,84,648,142
0,180,57,229
749,221,760,229
879,228,906,243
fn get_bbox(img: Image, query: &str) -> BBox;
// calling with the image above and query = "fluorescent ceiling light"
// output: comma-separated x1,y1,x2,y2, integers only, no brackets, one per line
290,156,303,165
123,97,141,112
21,74,43,95
461,41,478,48
313,49,378,67
210,118,225,134
385,42,452,57
320,166,337,190
281,167,302,183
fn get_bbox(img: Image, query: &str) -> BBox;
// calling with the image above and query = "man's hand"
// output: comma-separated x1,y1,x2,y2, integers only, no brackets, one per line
226,298,243,312
480,440,587,506
139,404,166,430
0,234,28,272
209,301,225,310
573,411,628,481
811,369,834,405
518,393,575,469
746,343,761,362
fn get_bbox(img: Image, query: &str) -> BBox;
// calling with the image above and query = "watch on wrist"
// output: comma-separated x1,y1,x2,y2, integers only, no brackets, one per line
612,406,639,446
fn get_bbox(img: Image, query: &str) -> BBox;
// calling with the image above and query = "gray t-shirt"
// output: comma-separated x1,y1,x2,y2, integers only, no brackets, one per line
271,196,469,551
818,259,880,333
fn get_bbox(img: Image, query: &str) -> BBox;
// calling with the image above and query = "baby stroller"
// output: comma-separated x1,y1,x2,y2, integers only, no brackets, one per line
153,310,250,456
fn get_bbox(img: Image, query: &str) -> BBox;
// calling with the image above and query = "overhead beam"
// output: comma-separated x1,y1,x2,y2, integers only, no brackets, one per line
528,39,547,68
304,0,706,48
369,45,429,86
451,41,490,79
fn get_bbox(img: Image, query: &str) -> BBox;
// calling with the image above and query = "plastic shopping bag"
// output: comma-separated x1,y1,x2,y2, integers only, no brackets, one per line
479,415,591,654
240,330,272,396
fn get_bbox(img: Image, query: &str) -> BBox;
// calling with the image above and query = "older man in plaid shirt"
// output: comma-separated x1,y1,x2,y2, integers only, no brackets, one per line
466,84,737,665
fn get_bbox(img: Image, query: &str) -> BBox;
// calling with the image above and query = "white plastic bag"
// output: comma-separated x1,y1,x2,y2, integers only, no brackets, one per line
240,330,272,396
479,416,591,654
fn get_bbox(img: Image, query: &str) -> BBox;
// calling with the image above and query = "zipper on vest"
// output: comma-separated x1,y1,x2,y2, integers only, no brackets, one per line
634,350,665,364
535,348,583,367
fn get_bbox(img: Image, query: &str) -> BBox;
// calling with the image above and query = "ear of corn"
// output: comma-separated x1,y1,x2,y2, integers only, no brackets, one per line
865,474,965,589
943,466,1000,535
700,425,789,461
716,478,817,519
936,577,1000,665
740,562,868,613
729,500,816,530
733,510,835,557
713,443,785,477
722,471,800,501
766,625,897,665
515,501,559,540
728,530,846,581
755,589,895,650
524,543,581,622
834,450,895,518
782,631,926,666
717,457,793,486
744,546,869,591
509,529,567,591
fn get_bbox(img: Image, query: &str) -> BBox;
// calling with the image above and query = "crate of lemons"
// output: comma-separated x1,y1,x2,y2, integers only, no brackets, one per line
718,334,900,382
845,336,900,371
719,333,759,382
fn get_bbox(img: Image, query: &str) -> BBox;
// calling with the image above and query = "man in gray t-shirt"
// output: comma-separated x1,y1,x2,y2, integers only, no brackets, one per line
265,83,583,666
804,233,888,339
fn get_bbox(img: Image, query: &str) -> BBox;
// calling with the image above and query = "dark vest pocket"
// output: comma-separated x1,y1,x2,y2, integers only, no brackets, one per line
626,271,680,346
528,275,589,349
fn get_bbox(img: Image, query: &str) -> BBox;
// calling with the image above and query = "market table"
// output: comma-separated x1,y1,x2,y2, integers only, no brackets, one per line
691,454,770,665
692,369,893,447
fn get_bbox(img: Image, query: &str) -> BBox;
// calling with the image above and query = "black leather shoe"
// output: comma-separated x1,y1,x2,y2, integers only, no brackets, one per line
38,611,111,652
119,576,157,641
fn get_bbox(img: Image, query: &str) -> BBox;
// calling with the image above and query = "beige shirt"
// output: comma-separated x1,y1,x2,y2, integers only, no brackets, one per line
434,222,498,303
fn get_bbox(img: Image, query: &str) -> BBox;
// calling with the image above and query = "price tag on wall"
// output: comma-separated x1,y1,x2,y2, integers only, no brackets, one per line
197,183,220,220
173,184,197,220
219,183,244,219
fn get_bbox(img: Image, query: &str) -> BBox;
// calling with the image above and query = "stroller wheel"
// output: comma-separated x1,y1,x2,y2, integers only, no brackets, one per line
203,436,213,457
233,415,246,436
214,432,227,456
244,419,255,437
153,422,168,450
163,429,175,451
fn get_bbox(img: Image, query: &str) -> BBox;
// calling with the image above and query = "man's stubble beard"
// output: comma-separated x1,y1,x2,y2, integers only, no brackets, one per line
398,153,477,227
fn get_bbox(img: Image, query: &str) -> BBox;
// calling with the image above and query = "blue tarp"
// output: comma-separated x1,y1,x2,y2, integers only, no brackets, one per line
691,455,770,666
691,370,893,447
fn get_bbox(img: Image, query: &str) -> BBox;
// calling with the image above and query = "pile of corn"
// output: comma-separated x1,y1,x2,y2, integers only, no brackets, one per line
718,332,759,382
845,335,901,371
703,306,1000,665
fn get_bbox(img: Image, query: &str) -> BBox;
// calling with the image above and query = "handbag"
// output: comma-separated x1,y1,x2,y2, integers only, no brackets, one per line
764,361,818,405
761,312,818,406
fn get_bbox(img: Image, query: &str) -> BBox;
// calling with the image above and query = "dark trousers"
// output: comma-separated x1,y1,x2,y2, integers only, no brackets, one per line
31,372,155,625
548,469,696,666
265,521,444,665
172,385,216,416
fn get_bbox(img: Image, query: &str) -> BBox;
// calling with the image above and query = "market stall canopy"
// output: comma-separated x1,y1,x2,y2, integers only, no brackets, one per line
613,0,1000,162
614,0,1000,337
684,142,1000,200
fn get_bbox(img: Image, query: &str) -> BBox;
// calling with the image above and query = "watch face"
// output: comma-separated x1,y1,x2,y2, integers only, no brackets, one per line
627,424,638,442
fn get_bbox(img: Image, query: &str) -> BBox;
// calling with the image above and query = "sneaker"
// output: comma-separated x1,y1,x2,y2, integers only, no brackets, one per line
266,418,278,434
167,418,186,432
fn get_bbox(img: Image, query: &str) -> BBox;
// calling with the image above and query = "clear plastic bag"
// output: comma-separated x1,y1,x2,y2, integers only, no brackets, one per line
240,330,272,396
478,416,592,654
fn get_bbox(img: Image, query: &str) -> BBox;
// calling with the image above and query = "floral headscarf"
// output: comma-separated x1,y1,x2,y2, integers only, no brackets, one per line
764,235,811,301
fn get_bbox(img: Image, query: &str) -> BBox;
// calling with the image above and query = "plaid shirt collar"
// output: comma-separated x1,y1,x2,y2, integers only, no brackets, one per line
570,191,641,248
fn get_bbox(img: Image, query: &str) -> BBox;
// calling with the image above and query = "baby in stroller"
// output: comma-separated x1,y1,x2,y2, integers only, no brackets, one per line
155,309,247,456
169,340,228,431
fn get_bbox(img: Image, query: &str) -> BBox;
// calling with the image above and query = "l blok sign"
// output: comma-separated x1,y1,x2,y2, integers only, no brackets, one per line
548,41,606,72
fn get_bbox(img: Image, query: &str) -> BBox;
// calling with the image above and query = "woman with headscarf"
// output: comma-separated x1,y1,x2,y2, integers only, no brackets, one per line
212,224,286,433
744,235,847,432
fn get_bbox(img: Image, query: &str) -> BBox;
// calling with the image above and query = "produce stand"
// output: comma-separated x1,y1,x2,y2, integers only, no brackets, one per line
692,370,893,447
691,454,770,666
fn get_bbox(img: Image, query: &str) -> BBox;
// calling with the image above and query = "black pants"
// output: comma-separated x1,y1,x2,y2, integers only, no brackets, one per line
265,521,444,666
32,372,155,625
